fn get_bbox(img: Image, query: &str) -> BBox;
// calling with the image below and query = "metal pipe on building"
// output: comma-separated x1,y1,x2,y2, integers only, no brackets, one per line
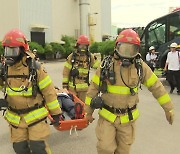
79,0,90,36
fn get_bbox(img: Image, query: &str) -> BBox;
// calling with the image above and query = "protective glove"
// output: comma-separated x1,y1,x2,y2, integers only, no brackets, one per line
86,113,95,124
165,110,174,125
51,114,62,126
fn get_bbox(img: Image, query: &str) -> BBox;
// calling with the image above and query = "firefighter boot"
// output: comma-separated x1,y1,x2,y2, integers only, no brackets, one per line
13,140,31,154
29,140,50,154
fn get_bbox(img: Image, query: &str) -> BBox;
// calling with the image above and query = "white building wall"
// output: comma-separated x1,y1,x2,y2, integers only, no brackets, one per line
0,0,20,40
0,0,111,43
19,0,52,42
52,0,80,42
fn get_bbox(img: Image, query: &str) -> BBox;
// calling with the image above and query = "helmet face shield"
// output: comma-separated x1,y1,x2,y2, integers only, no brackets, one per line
116,43,139,58
4,47,20,57
4,47,22,66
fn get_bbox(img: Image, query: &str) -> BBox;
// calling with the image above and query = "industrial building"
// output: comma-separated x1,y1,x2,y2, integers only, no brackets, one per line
0,0,111,46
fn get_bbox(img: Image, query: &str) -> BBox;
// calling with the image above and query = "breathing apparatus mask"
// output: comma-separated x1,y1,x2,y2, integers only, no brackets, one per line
115,42,140,67
77,44,88,54
4,46,24,66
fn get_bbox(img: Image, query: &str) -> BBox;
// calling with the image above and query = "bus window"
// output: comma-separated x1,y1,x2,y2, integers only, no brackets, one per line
169,14,180,40
148,20,166,48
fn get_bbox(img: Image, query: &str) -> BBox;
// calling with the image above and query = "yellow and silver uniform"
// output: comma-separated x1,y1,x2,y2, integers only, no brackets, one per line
0,56,61,127
85,58,173,124
62,52,99,92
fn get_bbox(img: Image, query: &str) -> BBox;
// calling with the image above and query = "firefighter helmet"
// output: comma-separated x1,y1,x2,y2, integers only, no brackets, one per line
2,29,29,50
115,29,140,58
77,35,90,45
2,29,30,66
116,29,140,46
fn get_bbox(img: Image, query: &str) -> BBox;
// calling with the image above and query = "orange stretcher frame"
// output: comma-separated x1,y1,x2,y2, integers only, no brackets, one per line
48,90,88,131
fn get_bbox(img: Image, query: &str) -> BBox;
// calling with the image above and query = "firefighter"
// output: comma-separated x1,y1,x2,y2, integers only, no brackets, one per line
85,29,174,154
0,29,62,154
62,35,100,102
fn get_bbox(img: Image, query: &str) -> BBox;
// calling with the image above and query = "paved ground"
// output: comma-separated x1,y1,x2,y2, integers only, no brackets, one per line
1,61,180,154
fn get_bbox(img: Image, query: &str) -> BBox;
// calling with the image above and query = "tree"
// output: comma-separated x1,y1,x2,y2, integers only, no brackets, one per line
28,42,44,54
50,42,65,54
61,35,76,57
89,42,99,53
0,42,4,56
89,40,115,60
44,43,54,59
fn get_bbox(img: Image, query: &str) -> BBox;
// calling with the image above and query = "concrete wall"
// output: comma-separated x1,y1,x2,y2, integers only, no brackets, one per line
52,0,80,42
0,0,111,43
0,0,20,40
19,0,52,42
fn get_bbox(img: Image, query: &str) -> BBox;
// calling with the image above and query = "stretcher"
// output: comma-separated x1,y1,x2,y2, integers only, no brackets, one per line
48,89,88,135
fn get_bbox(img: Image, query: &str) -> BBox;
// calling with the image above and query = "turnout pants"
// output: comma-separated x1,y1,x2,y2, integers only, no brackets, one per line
96,116,135,154
10,118,51,154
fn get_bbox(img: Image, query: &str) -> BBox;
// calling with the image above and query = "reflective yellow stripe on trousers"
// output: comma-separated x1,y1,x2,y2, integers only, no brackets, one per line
24,107,48,124
99,108,140,124
5,110,20,125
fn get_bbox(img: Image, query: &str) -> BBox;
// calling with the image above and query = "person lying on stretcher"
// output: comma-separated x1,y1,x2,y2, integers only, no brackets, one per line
55,87,83,120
